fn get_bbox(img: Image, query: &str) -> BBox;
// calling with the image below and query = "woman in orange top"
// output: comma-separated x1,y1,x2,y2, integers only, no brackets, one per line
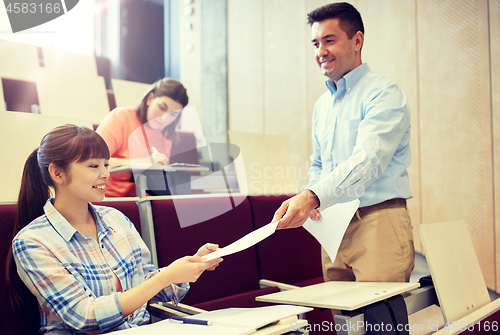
97,78,188,197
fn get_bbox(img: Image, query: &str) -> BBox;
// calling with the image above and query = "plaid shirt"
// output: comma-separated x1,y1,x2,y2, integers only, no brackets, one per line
13,199,189,334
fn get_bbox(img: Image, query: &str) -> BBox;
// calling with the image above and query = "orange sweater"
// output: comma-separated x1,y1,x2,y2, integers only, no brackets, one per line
96,107,172,197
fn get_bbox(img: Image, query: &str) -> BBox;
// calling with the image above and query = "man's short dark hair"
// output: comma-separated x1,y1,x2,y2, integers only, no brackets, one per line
307,2,364,39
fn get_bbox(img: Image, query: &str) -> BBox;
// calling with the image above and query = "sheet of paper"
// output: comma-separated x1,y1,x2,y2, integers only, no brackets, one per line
204,221,278,261
113,305,312,335
188,305,313,329
303,199,359,262
113,318,254,335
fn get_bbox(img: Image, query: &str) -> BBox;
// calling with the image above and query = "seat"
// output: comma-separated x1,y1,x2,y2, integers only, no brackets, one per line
111,79,150,108
170,131,199,166
418,221,500,334
150,196,277,308
0,204,40,335
0,112,92,202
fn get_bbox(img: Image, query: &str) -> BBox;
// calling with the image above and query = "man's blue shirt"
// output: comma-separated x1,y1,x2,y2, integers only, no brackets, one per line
307,63,412,209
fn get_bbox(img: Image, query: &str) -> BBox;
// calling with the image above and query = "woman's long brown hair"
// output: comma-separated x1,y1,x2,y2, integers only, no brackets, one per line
6,124,110,308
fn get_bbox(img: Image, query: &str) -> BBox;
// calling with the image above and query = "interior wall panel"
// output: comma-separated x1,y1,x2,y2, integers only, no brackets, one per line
490,0,500,293
263,0,309,190
227,0,264,134
179,0,202,118
418,0,494,290
355,0,422,253
306,0,337,183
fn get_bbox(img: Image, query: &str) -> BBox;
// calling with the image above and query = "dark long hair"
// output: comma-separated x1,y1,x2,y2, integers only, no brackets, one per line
135,78,189,143
6,124,110,308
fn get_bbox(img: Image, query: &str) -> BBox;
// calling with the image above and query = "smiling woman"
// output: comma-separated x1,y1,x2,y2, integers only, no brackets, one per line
5,124,222,334
96,78,189,197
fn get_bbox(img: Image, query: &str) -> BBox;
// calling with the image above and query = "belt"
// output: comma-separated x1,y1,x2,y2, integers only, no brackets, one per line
353,198,407,221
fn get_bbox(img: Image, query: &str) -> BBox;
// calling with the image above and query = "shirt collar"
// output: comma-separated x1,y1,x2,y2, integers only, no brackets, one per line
43,199,113,242
326,63,371,95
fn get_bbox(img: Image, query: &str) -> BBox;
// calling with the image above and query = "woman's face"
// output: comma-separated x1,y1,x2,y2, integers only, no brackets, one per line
146,94,184,130
59,158,109,204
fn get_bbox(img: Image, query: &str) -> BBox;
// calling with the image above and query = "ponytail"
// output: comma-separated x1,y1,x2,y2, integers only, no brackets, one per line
7,148,50,309
17,148,51,229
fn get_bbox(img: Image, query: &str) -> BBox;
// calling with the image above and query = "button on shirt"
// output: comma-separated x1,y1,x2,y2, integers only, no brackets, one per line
13,199,189,334
307,63,412,209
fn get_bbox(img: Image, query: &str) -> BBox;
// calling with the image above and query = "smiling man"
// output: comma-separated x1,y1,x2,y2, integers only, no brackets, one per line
273,2,414,292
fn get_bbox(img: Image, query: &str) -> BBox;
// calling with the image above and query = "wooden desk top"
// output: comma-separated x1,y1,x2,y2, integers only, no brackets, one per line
256,281,419,311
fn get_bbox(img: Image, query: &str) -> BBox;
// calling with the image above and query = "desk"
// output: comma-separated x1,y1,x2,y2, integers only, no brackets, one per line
111,319,307,335
257,281,421,335
109,163,209,196
113,312,308,335
256,281,419,311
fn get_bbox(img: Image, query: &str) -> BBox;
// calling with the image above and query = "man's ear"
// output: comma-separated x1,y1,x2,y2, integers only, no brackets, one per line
354,31,364,52
48,163,66,185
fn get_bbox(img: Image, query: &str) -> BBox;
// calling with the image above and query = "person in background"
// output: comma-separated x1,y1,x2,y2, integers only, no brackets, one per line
7,124,222,333
273,2,414,294
96,78,188,197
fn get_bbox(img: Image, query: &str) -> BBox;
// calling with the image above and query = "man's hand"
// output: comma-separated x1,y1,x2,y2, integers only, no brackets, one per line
309,209,321,221
272,190,320,229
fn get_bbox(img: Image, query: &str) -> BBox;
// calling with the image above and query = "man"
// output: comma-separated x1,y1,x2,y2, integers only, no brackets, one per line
273,2,414,285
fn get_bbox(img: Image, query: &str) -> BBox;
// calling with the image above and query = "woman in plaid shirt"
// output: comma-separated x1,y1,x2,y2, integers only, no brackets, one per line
7,125,222,334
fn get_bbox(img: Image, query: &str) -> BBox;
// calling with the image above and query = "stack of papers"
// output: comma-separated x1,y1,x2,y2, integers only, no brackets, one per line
186,304,312,330
113,305,312,335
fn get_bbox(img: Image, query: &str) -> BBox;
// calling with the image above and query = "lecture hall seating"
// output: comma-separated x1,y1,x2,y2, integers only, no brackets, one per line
0,195,328,334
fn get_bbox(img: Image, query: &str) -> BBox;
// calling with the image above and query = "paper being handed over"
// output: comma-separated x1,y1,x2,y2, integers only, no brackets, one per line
204,221,279,261
303,199,360,262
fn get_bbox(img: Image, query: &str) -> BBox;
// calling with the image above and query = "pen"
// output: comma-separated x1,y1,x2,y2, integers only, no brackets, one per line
169,316,212,326
151,147,165,166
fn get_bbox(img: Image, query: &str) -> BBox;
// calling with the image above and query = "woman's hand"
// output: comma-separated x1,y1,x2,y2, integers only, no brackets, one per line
150,151,169,166
194,243,222,271
194,243,219,257
161,256,222,285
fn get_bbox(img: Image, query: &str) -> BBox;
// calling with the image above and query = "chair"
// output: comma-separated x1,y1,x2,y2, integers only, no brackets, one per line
418,221,500,334
170,131,199,165
0,112,92,202
41,48,98,76
0,204,40,335
36,68,109,125
0,79,5,111
0,40,39,82
228,131,298,196
150,196,279,309
111,79,150,108
1,78,38,113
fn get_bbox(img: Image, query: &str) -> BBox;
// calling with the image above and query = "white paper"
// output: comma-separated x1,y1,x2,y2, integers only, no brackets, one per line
303,199,360,262
188,305,313,329
204,221,278,261
113,305,312,335
113,318,254,335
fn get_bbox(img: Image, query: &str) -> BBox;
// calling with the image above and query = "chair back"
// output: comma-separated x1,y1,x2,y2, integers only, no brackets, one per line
418,221,491,323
